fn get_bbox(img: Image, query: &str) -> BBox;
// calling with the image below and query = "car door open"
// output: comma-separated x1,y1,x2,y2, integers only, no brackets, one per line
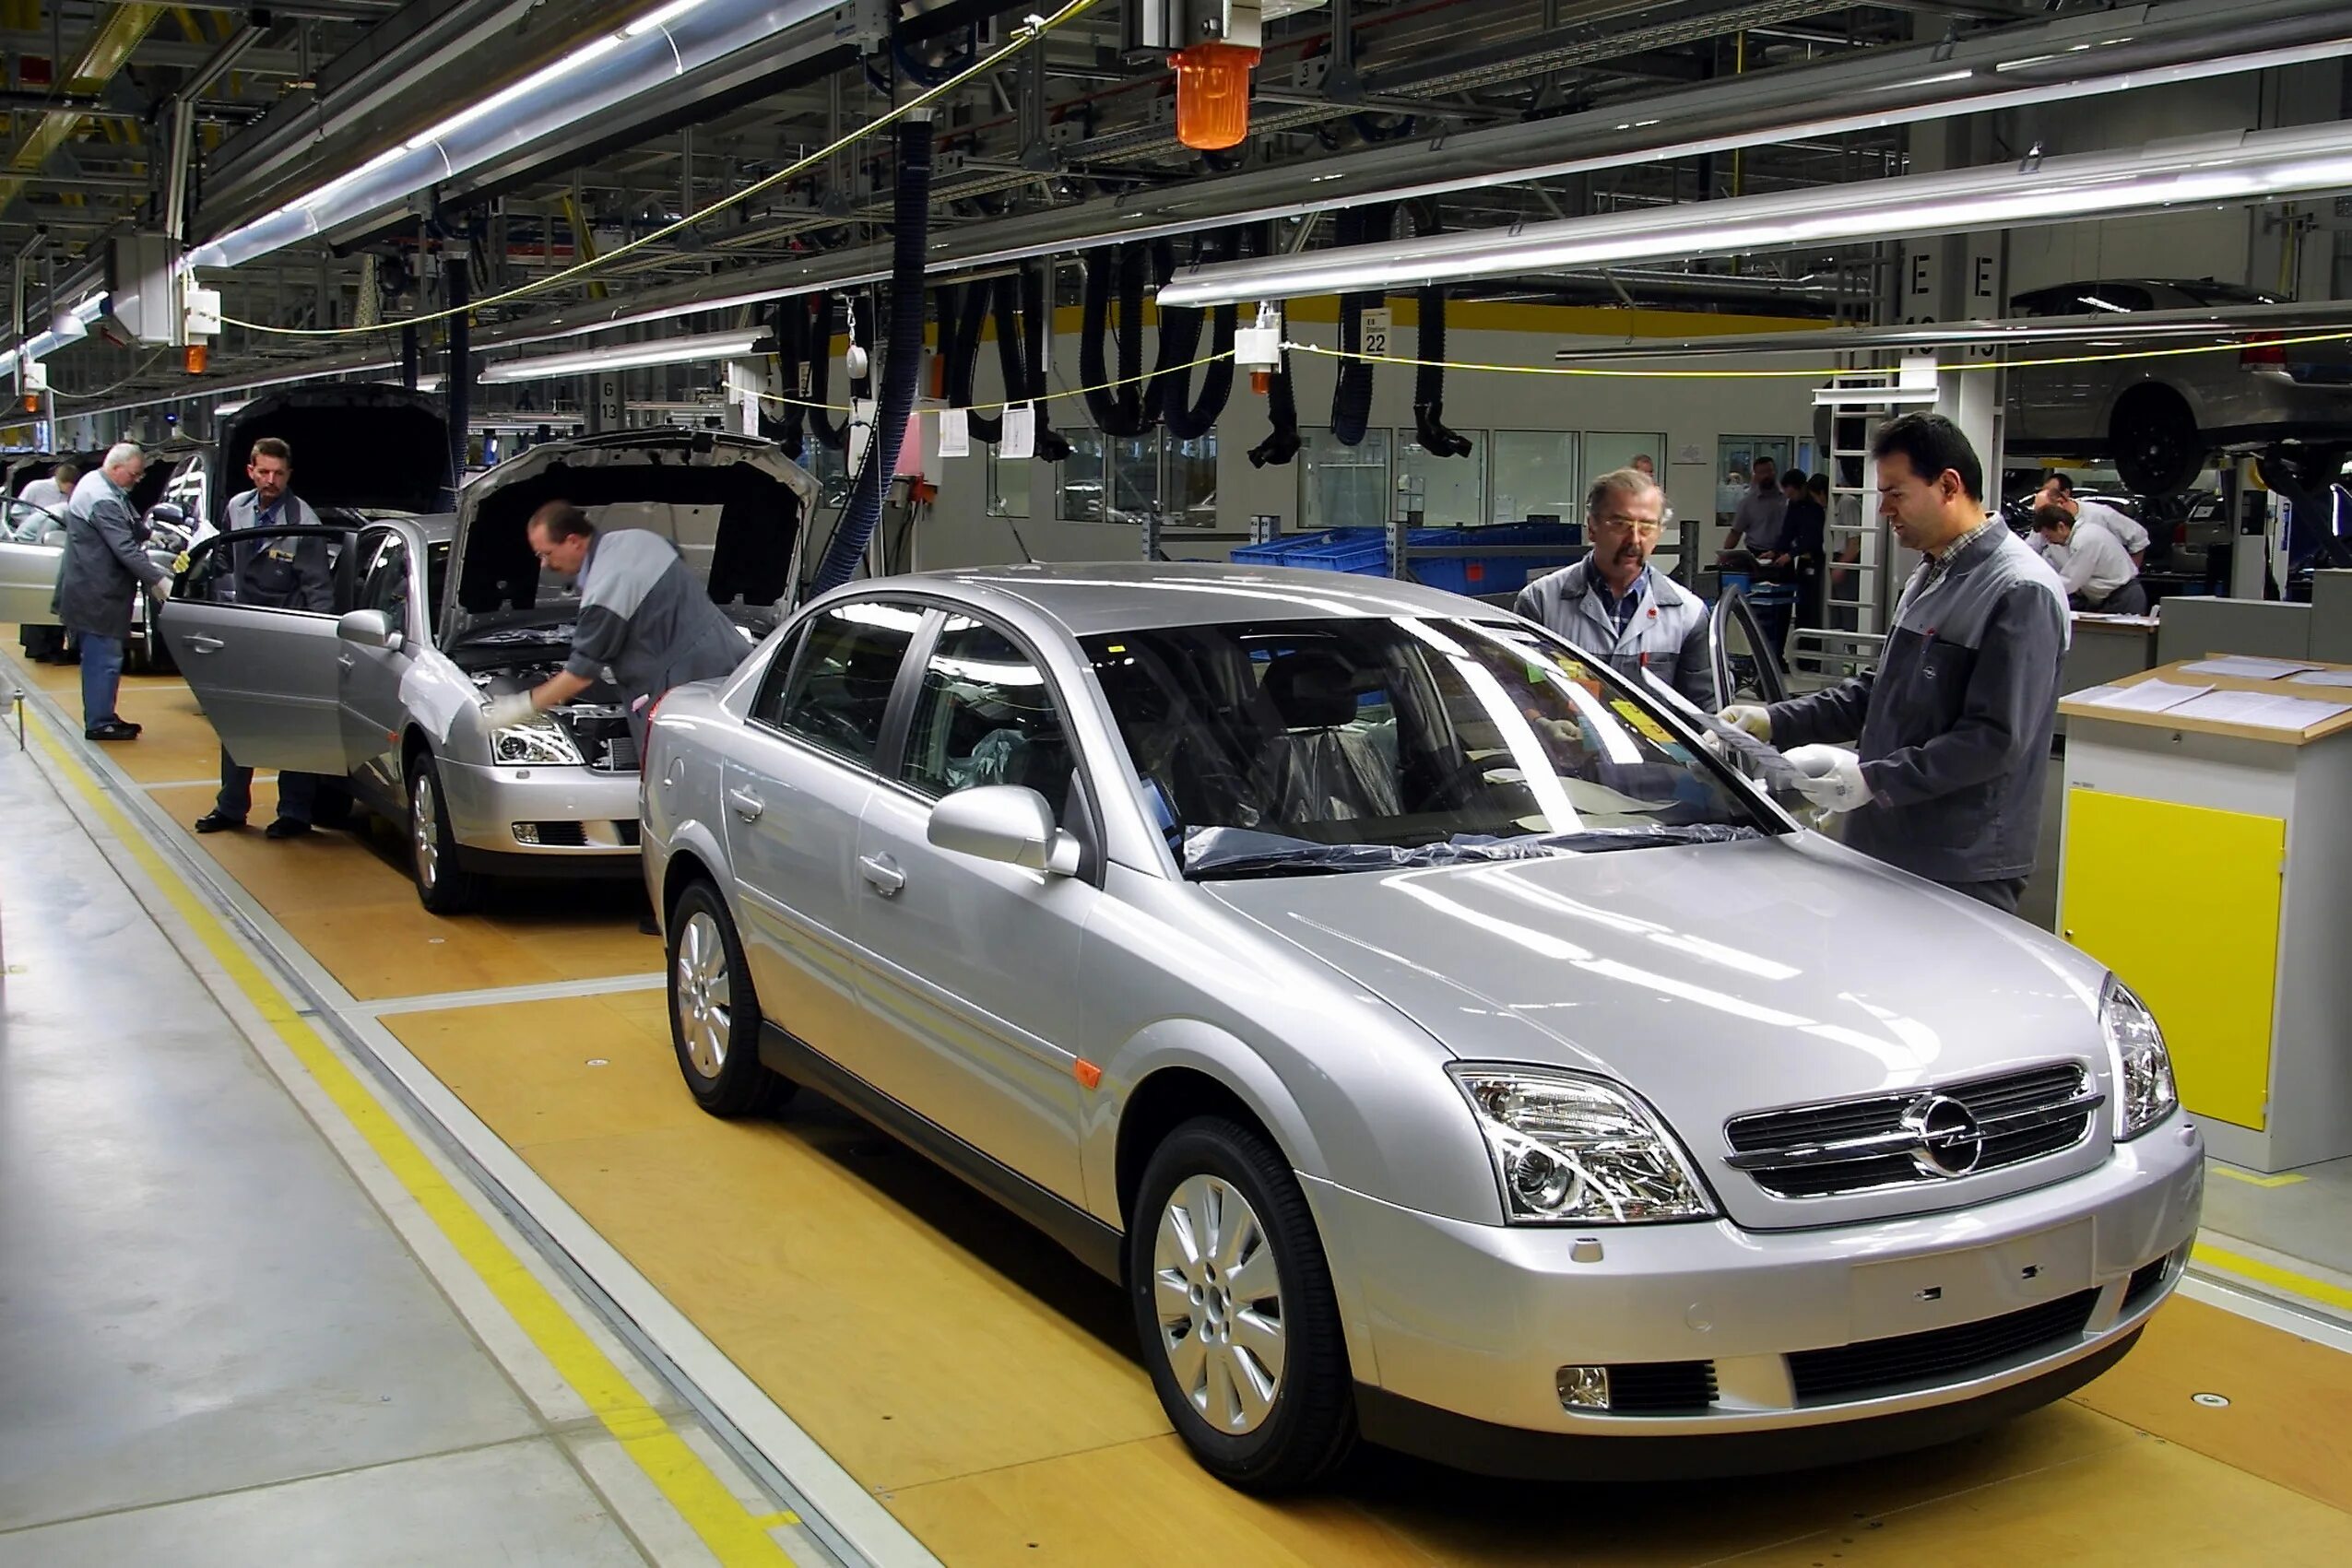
168,523,356,773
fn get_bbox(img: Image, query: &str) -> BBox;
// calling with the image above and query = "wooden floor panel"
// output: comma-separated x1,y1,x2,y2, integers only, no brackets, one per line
27,631,2350,1564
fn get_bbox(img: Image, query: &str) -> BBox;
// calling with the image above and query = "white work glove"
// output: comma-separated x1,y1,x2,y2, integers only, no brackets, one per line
1781,743,1873,814
481,691,539,730
1718,703,1773,742
148,577,172,604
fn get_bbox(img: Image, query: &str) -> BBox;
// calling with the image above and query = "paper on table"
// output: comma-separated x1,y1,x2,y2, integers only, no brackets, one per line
2067,685,2127,705
2169,690,2352,730
2080,678,2211,713
2287,667,2352,688
2179,655,2322,680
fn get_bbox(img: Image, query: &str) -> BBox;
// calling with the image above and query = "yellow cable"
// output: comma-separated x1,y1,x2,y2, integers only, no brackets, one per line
751,348,1238,415
1285,324,2352,381
213,0,1103,339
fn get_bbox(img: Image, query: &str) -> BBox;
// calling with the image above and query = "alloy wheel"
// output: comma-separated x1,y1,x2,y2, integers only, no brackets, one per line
411,775,439,891
674,910,732,1078
1152,1173,1287,1435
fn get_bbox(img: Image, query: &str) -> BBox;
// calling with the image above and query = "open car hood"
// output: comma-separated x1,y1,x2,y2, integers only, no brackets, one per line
212,385,455,526
440,430,819,649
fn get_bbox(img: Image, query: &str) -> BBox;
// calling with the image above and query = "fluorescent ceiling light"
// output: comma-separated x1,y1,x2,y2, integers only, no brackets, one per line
188,0,832,272
478,329,767,383
1157,123,2352,307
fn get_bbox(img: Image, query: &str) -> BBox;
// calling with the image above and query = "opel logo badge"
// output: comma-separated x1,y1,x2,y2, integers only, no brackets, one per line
1902,1094,1983,1179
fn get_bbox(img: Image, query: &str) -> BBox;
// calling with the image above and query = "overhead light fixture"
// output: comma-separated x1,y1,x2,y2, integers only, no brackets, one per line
477,329,768,383
187,0,831,272
1157,122,2352,307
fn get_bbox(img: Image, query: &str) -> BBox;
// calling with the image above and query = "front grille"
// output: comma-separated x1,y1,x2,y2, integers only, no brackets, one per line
2122,1255,2172,1312
596,733,641,772
1789,1289,2099,1404
1603,1361,1717,1415
1724,1064,2099,1199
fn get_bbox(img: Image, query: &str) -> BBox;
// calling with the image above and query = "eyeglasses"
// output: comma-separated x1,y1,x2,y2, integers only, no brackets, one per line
1591,515,1664,538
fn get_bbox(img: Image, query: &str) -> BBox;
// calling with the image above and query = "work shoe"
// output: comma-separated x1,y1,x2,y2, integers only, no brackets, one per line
264,819,314,840
193,810,247,833
85,721,141,741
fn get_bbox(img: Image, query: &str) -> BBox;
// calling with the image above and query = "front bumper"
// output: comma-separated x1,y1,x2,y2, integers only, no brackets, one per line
436,756,643,873
1307,1110,2202,1470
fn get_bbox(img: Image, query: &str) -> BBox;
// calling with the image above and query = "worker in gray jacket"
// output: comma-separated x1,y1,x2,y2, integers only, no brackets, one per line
482,501,751,740
1513,466,1717,710
1720,413,2068,915
53,442,167,740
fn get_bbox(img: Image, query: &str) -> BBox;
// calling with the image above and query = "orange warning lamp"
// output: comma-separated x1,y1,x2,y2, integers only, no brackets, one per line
184,343,208,374
1170,41,1259,152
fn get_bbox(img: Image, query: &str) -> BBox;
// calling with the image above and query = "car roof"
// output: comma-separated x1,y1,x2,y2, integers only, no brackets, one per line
881,560,1522,637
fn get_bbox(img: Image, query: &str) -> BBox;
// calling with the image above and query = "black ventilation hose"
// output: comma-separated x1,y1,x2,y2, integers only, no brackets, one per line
1412,284,1474,459
940,280,1004,442
1329,203,1394,448
767,298,811,461
1151,236,1237,442
1248,343,1302,468
808,293,853,454
812,119,931,596
1016,263,1073,463
1081,243,1152,437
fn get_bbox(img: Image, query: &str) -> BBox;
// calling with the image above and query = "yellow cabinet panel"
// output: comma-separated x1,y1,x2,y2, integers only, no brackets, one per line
2060,789,2282,1131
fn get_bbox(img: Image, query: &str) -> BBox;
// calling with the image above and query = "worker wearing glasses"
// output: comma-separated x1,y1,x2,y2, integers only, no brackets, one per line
1512,466,1717,709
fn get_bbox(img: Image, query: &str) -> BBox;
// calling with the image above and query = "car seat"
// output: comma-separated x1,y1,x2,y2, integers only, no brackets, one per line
1256,649,1403,821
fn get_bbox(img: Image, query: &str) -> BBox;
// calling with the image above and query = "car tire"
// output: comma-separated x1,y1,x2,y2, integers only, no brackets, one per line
135,593,177,677
1129,1115,1355,1494
666,880,795,1118
2110,387,2204,497
408,753,487,914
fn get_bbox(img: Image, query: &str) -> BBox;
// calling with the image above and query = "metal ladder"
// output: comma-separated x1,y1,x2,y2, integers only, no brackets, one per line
1791,369,1905,685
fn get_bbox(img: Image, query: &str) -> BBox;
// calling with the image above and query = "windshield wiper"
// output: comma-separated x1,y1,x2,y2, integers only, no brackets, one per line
1184,822,1763,878
1507,823,1767,854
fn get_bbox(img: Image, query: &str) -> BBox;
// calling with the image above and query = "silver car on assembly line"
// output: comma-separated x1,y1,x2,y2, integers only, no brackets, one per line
640,562,2202,1493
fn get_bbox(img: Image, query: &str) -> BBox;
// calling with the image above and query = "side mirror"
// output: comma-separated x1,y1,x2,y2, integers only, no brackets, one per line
927,784,1081,877
147,502,186,527
337,607,400,652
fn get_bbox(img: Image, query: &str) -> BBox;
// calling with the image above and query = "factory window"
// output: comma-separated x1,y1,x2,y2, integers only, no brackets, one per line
1395,430,1486,526
1298,429,1392,530
1490,431,1581,525
987,446,1031,518
1058,430,1218,525
1058,430,1109,522
1580,431,1666,498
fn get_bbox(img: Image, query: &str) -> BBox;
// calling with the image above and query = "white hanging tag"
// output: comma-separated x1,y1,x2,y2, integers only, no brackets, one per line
1001,403,1036,460
939,408,971,457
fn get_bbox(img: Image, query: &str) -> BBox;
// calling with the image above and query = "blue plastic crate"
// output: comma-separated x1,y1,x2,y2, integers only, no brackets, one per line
1407,520,1586,596
1230,526,1411,577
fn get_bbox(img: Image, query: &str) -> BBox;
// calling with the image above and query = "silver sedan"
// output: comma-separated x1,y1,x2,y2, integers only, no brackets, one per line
641,562,2202,1491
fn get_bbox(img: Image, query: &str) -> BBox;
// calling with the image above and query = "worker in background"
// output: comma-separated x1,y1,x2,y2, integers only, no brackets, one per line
195,437,349,838
1719,413,2068,915
17,461,78,664
1514,466,1715,708
2031,502,2149,615
53,443,167,741
1720,454,1787,563
483,501,751,741
1630,454,1657,480
1783,468,1828,650
2038,472,2147,568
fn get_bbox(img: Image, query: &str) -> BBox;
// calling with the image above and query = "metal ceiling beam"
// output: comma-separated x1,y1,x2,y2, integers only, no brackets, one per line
0,4,168,218
0,29,304,75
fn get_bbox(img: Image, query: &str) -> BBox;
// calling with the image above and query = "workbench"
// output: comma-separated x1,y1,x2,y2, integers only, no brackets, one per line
2057,657,2352,1173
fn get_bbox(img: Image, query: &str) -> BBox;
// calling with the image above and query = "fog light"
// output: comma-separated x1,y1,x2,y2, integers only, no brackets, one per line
1556,1365,1611,1410
513,822,540,845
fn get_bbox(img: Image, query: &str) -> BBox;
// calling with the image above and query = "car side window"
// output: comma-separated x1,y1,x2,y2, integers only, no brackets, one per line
759,600,921,766
183,526,347,616
357,534,412,635
899,616,1077,827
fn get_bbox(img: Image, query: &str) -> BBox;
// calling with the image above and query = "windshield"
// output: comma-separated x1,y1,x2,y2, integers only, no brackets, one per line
1081,616,1772,878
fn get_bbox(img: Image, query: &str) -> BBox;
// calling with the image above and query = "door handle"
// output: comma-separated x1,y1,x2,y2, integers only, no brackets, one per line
859,853,905,897
726,786,764,821
189,634,224,653
336,654,355,670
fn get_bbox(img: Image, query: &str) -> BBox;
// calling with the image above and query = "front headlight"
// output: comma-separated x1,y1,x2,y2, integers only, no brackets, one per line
2100,975,2177,1139
492,720,583,766
1447,1065,1717,1224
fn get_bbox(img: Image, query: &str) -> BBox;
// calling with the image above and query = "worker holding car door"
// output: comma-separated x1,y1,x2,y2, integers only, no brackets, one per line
1718,413,2069,915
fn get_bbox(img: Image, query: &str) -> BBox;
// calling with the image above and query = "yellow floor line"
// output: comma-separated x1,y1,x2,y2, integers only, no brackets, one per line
2209,1164,2309,1189
2193,1242,2352,1316
27,713,800,1568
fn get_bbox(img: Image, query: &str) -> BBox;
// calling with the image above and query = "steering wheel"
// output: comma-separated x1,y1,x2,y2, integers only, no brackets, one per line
1409,755,1510,813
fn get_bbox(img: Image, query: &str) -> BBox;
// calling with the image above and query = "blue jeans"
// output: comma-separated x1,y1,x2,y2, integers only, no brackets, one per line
77,633,125,731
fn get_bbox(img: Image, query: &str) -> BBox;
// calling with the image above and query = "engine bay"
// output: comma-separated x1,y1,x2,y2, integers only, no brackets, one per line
455,642,639,773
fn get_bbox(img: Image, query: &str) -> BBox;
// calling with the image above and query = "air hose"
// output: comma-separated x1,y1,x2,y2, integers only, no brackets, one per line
1329,203,1394,448
1015,262,1072,462
1081,242,1152,437
1149,236,1237,441
1412,284,1473,459
939,280,1004,442
811,117,932,595
767,297,811,461
1248,341,1301,468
